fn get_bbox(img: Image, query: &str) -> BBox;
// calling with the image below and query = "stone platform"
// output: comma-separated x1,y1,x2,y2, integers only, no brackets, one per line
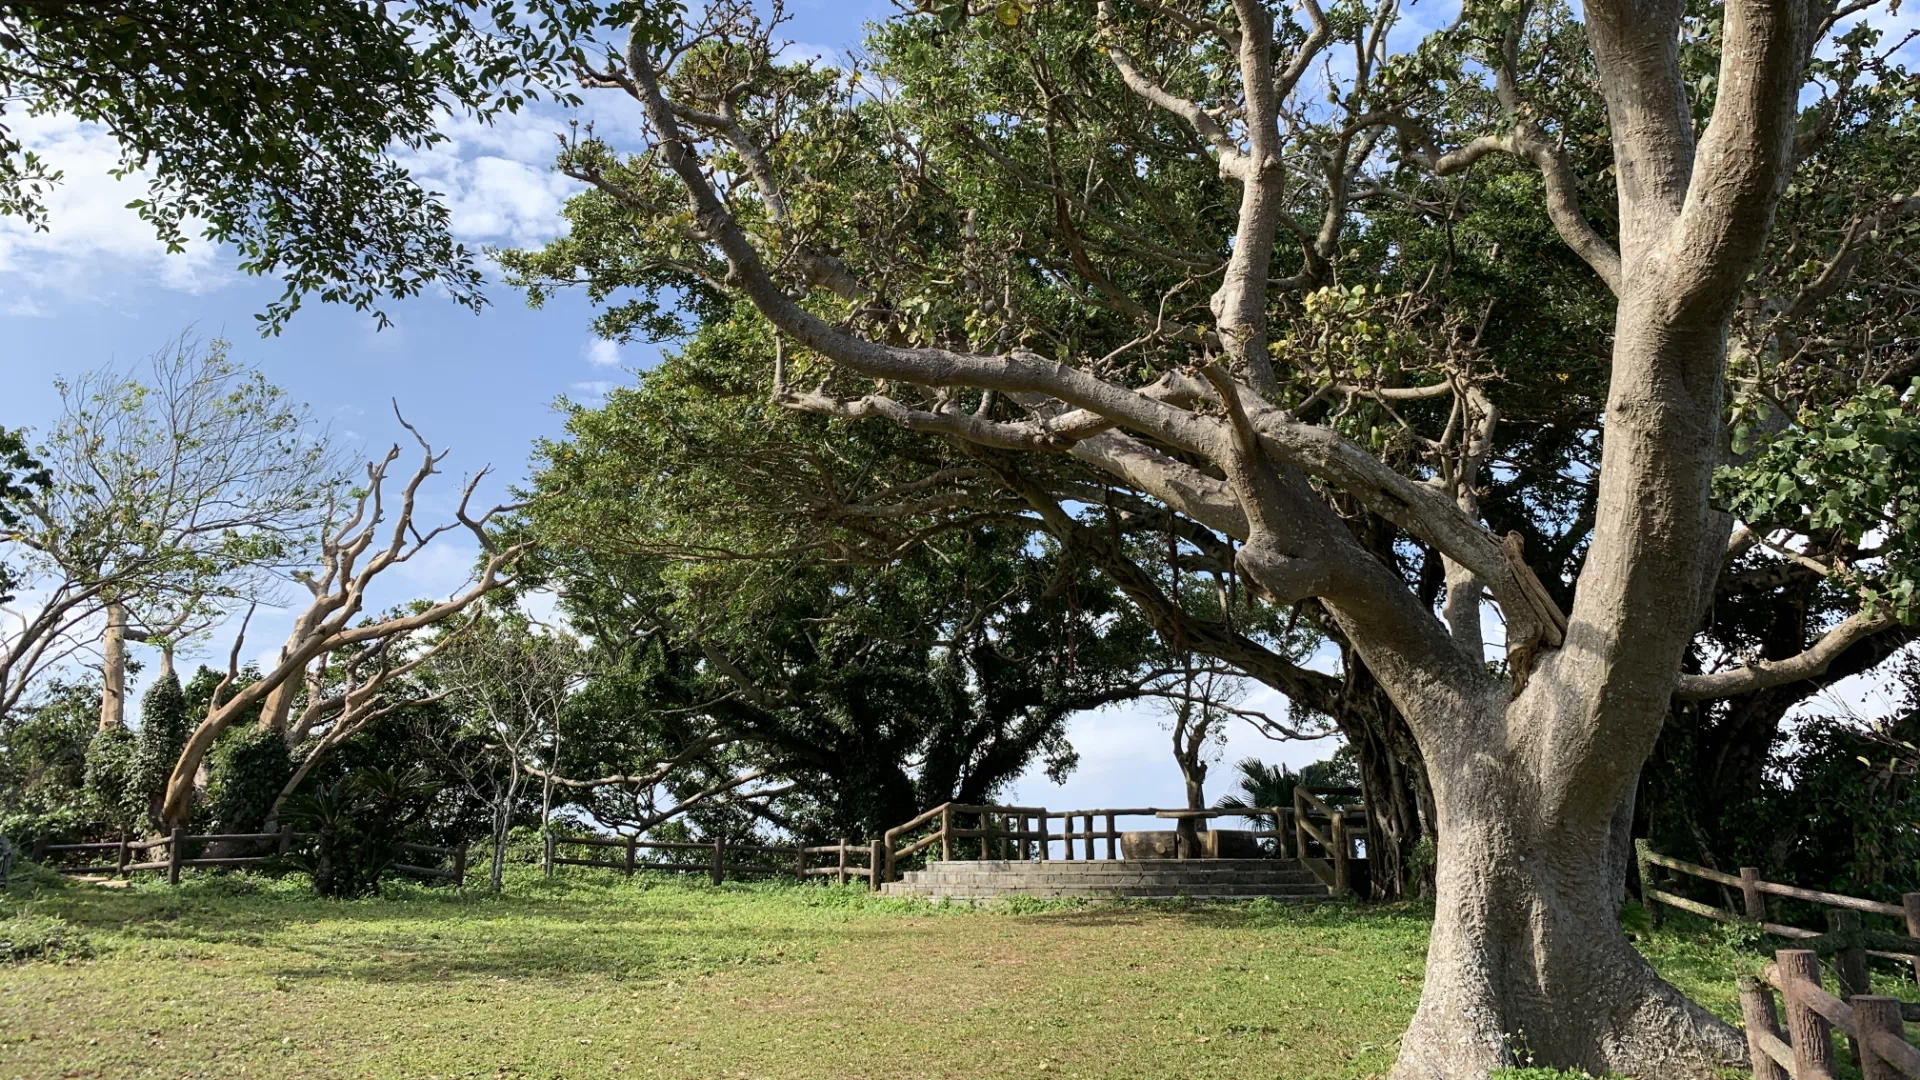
879,858,1332,901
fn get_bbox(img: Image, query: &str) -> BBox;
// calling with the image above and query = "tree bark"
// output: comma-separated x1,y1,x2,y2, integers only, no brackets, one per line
97,600,127,731
1394,758,1746,1076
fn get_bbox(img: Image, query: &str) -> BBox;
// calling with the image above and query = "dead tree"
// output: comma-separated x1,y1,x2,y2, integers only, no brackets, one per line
159,421,528,828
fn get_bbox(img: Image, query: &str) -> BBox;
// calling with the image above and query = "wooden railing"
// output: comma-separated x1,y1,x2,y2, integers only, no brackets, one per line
1742,948,1920,1078
32,827,466,886
1637,842,1920,980
1293,787,1360,895
879,793,1368,893
544,834,881,889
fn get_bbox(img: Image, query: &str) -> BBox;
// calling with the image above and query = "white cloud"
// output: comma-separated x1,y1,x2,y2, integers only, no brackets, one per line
584,338,622,367
0,112,227,304
0,102,585,310
570,380,614,398
396,105,581,249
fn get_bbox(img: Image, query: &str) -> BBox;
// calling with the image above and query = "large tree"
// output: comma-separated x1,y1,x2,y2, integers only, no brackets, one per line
500,1,1920,1073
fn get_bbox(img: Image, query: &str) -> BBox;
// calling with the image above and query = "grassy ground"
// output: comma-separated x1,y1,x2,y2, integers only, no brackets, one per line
0,863,1904,1080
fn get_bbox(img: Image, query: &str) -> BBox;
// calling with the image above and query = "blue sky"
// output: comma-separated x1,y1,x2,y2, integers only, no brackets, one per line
0,0,1339,817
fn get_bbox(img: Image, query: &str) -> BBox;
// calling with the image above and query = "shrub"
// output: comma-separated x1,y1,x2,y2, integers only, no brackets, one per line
203,726,293,834
82,726,141,830
281,768,432,898
127,670,192,829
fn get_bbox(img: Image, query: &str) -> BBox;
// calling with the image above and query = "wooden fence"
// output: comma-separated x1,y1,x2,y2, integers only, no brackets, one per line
544,833,881,889
879,790,1368,893
1742,949,1920,1078
31,828,466,886
1637,842,1920,980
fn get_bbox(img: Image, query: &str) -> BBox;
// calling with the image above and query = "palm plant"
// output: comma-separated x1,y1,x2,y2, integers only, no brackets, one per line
1215,758,1299,836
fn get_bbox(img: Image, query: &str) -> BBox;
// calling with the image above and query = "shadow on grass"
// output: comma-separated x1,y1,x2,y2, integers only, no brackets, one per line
5,863,1441,987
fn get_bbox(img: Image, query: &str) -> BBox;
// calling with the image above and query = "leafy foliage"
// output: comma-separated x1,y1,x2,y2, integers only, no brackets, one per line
202,726,292,834
1216,751,1363,830
127,670,190,831
280,768,433,898
1718,383,1920,621
80,726,139,832
0,681,109,845
0,1,680,328
0,426,50,604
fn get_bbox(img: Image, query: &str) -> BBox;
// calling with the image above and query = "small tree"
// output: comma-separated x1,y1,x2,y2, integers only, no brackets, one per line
2,338,342,727
429,611,582,891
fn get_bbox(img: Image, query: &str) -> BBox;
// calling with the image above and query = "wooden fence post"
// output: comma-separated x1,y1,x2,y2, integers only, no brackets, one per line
869,840,883,890
1036,812,1049,861
1634,839,1661,927
30,836,46,863
940,806,953,862
710,837,725,886
1778,949,1837,1080
452,843,467,887
625,836,637,878
1330,811,1349,895
793,844,806,882
1738,976,1789,1080
1827,908,1870,1065
1903,892,1920,984
116,832,130,878
1828,909,1870,998
1083,814,1095,861
166,826,184,886
543,831,555,878
1856,995,1904,1080
277,824,293,857
979,812,990,860
1739,867,1767,922
837,839,848,885
1293,790,1309,863
1106,813,1117,860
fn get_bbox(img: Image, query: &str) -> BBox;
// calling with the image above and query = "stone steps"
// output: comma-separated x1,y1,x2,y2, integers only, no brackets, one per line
881,858,1333,901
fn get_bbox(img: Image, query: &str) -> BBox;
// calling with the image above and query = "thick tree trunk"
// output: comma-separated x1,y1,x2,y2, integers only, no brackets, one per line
1393,759,1745,1078
97,601,128,731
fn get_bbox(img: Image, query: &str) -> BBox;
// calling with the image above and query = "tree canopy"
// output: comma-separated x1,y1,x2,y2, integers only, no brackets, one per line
499,0,1920,1073
0,0,679,329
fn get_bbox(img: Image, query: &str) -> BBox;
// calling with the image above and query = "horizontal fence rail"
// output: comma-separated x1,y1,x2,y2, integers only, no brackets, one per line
542,834,882,889
31,827,466,887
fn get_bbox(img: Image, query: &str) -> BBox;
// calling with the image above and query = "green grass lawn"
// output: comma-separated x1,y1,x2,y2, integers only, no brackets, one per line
0,862,1900,1080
